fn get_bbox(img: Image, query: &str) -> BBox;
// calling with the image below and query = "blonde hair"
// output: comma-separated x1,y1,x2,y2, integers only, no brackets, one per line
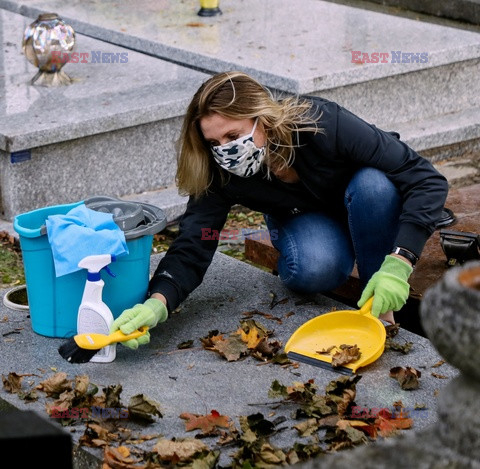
176,71,322,198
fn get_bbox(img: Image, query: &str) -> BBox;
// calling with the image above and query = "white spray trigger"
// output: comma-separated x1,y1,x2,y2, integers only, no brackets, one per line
78,254,116,273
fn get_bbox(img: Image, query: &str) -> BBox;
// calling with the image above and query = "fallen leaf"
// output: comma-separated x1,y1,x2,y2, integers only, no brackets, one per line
316,345,335,354
375,409,413,438
293,418,319,437
392,400,404,410
269,291,289,309
240,413,276,438
103,445,144,468
325,375,361,416
128,394,163,423
385,323,400,338
36,372,72,397
152,438,209,462
269,352,291,365
103,384,123,409
242,310,283,324
287,442,323,463
79,421,119,448
74,375,90,397
213,333,248,361
389,367,421,390
431,372,448,379
327,423,367,451
316,414,341,428
18,389,38,402
385,338,413,354
257,442,287,465
178,340,194,349
237,319,270,349
336,419,370,431
200,330,222,349
431,360,445,368
331,345,361,368
46,389,75,415
180,410,231,435
251,338,282,361
268,379,289,399
2,372,28,393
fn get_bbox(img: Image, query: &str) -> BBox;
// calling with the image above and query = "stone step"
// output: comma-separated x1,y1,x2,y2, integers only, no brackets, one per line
0,9,209,221
397,107,480,170
1,1,479,224
1,0,479,128
366,0,480,25
120,184,188,226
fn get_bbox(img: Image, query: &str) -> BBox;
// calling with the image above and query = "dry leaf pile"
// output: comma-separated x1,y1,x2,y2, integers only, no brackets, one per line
385,323,413,355
316,344,362,368
1,319,442,468
268,376,414,452
200,319,293,366
389,366,422,390
1,369,418,468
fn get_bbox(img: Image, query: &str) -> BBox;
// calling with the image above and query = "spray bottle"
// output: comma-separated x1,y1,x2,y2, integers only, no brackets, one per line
76,254,117,363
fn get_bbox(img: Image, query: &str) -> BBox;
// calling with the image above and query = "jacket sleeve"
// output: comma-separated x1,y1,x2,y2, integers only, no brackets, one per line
148,188,232,312
334,103,449,258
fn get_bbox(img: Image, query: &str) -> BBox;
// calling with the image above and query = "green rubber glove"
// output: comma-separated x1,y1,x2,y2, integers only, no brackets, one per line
358,255,413,318
110,298,168,349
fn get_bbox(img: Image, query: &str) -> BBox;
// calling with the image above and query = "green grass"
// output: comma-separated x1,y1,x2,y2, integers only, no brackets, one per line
0,245,25,289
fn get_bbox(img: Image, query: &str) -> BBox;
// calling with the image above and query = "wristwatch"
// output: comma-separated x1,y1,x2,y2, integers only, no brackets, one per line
391,247,418,266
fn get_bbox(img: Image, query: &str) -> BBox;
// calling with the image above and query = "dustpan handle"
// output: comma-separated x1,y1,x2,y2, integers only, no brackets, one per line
359,296,374,315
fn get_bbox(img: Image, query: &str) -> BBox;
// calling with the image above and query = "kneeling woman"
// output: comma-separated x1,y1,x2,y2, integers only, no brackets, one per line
111,71,448,348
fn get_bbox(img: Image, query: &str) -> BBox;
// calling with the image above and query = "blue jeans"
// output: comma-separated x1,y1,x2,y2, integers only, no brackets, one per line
265,168,402,293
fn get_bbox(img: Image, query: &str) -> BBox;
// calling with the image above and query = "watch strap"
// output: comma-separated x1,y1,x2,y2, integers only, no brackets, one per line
391,247,418,266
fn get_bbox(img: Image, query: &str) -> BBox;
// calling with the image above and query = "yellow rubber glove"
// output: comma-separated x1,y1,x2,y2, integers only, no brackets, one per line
358,255,413,318
110,298,168,349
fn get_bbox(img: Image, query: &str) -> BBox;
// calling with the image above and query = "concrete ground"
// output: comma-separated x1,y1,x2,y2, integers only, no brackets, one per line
0,252,458,467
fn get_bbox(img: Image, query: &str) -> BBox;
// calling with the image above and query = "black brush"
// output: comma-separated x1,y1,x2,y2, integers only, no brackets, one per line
58,327,148,363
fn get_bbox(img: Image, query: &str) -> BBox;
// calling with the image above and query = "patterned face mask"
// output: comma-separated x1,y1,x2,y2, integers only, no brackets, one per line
211,118,266,178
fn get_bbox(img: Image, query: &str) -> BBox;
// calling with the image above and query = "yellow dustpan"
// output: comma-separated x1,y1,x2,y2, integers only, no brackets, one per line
284,297,386,374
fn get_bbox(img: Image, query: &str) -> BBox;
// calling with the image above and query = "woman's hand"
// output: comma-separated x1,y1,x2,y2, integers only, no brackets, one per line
358,255,413,318
110,296,168,349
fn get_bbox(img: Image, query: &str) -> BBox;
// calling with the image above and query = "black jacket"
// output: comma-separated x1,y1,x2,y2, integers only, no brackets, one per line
149,97,449,312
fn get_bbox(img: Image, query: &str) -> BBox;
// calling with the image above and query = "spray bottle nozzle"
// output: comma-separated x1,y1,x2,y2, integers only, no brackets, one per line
78,254,117,279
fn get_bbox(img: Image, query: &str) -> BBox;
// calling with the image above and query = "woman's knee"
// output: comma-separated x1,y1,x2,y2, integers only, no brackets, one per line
346,167,400,208
277,252,353,293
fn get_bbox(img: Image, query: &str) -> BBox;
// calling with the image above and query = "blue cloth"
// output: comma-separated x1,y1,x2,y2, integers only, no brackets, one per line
46,203,129,277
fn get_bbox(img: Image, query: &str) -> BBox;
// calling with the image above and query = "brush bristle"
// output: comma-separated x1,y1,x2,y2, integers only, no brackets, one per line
58,337,100,364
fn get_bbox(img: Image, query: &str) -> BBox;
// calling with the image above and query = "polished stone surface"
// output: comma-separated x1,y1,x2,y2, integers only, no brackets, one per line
0,8,209,152
1,0,480,94
0,118,183,220
0,252,458,466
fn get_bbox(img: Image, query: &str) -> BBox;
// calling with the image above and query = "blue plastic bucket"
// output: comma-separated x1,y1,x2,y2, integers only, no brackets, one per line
13,197,166,338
